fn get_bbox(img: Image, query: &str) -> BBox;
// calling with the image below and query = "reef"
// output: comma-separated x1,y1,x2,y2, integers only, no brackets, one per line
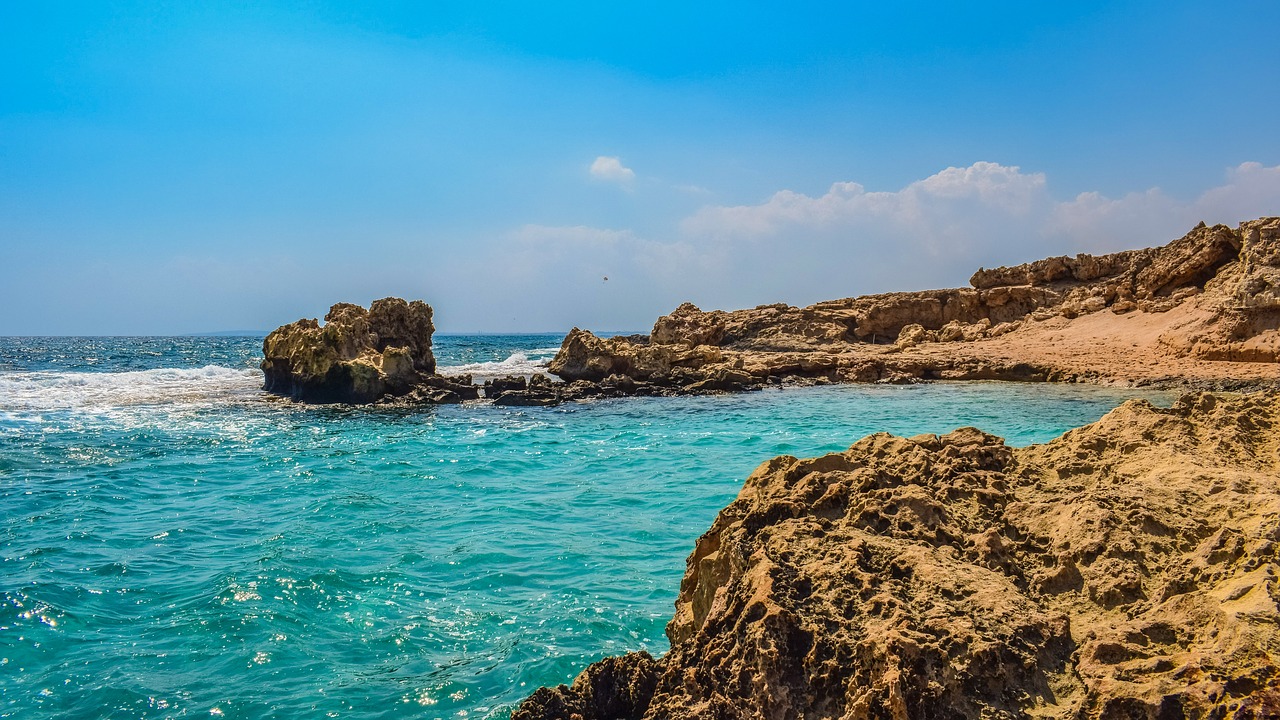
548,217,1280,391
514,390,1280,718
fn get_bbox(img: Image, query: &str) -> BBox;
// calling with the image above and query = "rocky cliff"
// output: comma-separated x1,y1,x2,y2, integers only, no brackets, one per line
514,390,1280,719
549,218,1280,390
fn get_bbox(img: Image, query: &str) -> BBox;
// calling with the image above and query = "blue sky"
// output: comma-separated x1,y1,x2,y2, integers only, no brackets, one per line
3,1,1279,334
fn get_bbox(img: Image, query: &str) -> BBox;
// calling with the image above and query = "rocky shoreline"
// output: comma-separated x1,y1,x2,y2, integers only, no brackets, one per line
544,217,1280,397
252,219,1280,716
261,217,1278,407
513,390,1280,719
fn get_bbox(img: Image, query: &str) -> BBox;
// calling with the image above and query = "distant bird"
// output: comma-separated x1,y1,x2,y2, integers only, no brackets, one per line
603,276,609,282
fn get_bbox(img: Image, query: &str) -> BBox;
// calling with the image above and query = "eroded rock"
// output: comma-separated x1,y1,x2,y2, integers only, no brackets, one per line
515,391,1280,718
261,298,437,403
547,218,1280,393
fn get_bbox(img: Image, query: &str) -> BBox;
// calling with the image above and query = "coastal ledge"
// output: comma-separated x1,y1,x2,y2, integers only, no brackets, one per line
261,216,1279,406
258,299,765,406
546,217,1280,393
514,390,1280,719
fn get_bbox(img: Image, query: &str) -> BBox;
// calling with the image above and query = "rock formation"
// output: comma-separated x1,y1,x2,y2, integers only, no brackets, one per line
262,298,471,403
514,391,1280,718
549,218,1280,391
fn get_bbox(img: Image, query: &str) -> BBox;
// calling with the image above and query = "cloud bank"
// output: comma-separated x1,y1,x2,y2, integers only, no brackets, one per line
475,161,1280,330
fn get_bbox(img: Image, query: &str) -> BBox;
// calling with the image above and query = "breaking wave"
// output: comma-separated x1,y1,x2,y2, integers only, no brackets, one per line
437,352,553,382
0,366,262,412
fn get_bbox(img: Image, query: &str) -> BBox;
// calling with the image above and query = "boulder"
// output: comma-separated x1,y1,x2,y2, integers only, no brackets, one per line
895,323,932,348
482,374,527,398
261,298,436,403
516,392,1280,718
491,373,562,406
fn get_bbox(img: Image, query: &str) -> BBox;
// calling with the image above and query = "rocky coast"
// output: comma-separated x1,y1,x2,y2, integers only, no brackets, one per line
261,218,1279,406
547,217,1280,396
254,219,1280,717
514,390,1280,719
505,217,1280,718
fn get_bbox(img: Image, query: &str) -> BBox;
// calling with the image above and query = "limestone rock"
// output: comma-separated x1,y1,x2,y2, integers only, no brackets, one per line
547,218,1280,393
515,391,1280,718
482,375,528,400
491,374,562,406
650,302,726,347
261,298,436,403
1159,218,1280,362
549,328,724,384
513,652,658,720
895,323,932,348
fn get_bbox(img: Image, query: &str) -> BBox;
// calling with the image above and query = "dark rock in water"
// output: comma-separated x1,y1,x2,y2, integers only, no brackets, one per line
262,298,436,403
378,375,480,405
422,374,480,401
491,391,558,407
599,373,637,392
482,375,527,398
491,373,562,406
512,651,658,720
409,387,464,404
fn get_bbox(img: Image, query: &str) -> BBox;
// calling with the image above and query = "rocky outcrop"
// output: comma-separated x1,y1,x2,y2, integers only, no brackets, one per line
1158,218,1280,363
262,298,439,403
514,391,1280,718
549,218,1280,391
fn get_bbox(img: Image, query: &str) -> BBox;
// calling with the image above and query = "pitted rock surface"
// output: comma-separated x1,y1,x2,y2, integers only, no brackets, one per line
515,391,1280,719
261,298,436,403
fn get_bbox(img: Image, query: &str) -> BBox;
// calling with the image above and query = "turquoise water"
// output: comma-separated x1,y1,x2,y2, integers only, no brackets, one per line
0,336,1174,719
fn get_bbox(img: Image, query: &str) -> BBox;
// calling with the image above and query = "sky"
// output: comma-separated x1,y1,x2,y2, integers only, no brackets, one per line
2,1,1279,334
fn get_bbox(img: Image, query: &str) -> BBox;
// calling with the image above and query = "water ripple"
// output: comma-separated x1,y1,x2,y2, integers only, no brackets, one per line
0,336,1176,718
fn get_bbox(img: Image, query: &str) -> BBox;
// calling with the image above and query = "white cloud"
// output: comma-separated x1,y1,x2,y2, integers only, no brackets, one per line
681,162,1280,290
472,161,1280,329
1045,162,1280,252
681,162,1049,242
589,156,635,184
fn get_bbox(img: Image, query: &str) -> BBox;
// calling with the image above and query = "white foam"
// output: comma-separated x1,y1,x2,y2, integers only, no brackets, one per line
0,366,262,412
437,352,551,382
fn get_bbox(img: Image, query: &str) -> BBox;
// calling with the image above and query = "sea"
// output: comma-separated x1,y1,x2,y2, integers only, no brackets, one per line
0,334,1176,719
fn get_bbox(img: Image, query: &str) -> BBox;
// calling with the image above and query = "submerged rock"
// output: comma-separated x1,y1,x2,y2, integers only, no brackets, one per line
261,298,437,403
515,391,1280,718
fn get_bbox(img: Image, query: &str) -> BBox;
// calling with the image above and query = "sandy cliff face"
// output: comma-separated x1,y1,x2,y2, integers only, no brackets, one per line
514,391,1280,719
550,218,1280,389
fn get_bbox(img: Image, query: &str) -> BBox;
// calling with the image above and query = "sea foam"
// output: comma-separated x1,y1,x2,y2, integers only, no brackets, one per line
437,351,555,382
0,365,261,412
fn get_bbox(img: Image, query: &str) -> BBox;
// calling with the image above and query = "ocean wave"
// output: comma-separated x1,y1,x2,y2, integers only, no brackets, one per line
0,366,262,412
437,352,551,382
